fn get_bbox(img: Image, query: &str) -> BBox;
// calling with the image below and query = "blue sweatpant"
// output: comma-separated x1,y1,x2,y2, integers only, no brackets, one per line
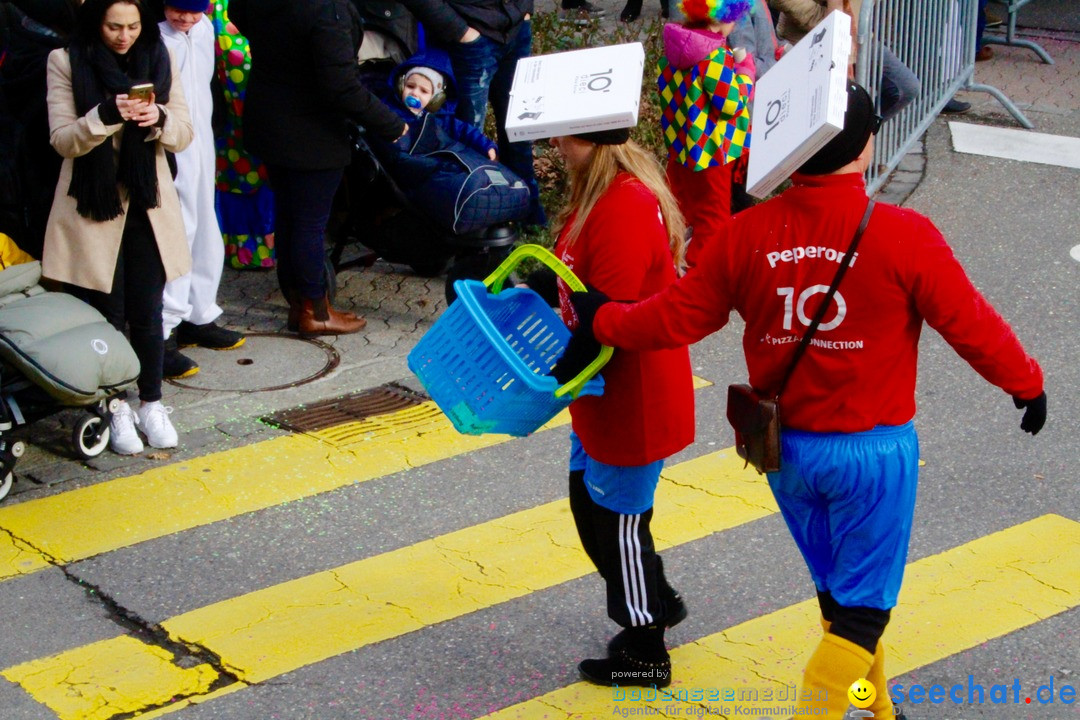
767,422,919,610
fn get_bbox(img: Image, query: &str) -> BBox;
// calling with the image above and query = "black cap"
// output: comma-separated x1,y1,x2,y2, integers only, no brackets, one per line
572,127,631,145
798,82,880,176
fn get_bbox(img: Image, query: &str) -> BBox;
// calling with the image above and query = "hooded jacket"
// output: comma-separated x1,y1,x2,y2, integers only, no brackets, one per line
658,23,754,172
386,48,495,157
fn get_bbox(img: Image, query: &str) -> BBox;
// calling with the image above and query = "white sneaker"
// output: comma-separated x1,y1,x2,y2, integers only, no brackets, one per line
109,400,144,455
137,401,178,449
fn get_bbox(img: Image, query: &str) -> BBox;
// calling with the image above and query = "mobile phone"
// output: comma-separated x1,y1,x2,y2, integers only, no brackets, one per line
128,83,154,103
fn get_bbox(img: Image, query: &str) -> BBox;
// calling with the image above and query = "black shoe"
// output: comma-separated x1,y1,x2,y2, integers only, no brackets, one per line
660,0,670,18
580,626,671,687
619,0,642,22
176,320,246,350
163,337,199,379
942,98,971,114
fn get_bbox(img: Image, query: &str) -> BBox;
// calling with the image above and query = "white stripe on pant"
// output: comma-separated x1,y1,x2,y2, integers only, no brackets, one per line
619,514,654,627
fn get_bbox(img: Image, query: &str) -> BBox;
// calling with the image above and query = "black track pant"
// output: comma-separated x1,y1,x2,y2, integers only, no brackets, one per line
569,470,675,628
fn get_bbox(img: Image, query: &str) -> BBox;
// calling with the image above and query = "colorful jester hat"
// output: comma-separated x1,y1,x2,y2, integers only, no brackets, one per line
677,0,752,24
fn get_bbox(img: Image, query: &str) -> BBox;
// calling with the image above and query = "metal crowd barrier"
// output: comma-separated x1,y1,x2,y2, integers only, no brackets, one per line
855,0,1033,195
983,0,1055,64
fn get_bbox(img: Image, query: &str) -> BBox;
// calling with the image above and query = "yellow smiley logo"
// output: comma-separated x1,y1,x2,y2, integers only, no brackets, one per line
848,678,877,709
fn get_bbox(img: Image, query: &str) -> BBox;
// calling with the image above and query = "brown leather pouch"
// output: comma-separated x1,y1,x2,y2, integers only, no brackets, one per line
726,384,781,475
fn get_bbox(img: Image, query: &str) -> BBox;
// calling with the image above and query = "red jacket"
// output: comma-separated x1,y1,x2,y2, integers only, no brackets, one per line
555,173,695,465
594,172,1044,434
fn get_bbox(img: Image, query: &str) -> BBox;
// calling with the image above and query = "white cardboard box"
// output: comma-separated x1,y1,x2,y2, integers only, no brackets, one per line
746,11,853,198
505,43,645,142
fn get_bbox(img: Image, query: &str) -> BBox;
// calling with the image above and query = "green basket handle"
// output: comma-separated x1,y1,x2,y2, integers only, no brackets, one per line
481,244,614,400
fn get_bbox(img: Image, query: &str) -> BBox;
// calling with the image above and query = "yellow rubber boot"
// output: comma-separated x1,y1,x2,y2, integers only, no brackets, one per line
867,641,895,719
796,632,874,718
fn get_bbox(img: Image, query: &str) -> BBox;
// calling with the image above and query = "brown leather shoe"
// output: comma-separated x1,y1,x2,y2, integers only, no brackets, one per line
298,295,366,337
975,45,994,62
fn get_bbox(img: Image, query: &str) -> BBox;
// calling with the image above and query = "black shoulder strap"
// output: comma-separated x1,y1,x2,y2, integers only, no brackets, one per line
775,199,876,400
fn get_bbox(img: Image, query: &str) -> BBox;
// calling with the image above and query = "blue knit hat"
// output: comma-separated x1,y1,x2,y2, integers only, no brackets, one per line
164,0,209,12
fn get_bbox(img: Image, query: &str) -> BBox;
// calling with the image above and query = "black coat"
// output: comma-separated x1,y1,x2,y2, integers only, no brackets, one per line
230,0,403,170
397,0,533,45
0,2,68,256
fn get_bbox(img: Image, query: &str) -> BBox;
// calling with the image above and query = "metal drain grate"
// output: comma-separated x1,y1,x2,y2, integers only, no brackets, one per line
264,384,429,434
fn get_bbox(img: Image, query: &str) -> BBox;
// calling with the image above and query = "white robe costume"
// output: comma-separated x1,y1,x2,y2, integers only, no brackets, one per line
160,15,224,334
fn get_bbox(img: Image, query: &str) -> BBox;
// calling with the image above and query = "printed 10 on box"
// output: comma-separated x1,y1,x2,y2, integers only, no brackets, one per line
746,10,853,198
505,42,645,142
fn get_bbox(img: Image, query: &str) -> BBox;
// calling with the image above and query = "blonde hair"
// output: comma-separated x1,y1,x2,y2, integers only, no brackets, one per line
554,140,687,273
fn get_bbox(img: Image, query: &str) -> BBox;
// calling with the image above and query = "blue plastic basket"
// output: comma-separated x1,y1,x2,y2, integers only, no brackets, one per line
407,246,611,437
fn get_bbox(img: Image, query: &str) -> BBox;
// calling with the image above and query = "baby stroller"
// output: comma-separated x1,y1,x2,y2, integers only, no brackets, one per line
0,259,140,502
328,11,526,303
332,124,523,302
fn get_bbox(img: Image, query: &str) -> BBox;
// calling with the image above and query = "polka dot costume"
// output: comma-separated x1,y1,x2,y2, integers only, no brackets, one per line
212,0,276,269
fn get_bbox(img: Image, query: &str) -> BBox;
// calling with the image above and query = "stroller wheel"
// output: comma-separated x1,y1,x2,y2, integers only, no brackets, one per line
444,247,514,305
73,415,110,460
0,472,12,502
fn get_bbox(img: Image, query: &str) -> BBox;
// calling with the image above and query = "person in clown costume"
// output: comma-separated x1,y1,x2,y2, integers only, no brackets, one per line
658,0,754,268
158,0,245,379
211,0,275,272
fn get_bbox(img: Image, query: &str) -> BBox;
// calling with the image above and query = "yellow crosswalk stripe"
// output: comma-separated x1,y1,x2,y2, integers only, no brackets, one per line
482,514,1080,718
1,637,219,720
0,378,711,583
2,447,766,720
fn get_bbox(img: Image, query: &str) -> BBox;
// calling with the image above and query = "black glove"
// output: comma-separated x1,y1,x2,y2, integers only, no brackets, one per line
567,287,612,336
1013,392,1047,435
550,288,611,386
551,327,601,386
523,267,559,307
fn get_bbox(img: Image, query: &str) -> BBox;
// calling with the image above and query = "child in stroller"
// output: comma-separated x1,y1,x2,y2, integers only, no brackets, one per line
330,44,529,303
0,234,140,502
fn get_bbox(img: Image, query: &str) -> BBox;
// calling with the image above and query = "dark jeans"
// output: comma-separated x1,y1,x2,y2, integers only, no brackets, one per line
879,45,922,122
73,206,165,403
266,165,343,300
445,21,546,226
977,0,988,49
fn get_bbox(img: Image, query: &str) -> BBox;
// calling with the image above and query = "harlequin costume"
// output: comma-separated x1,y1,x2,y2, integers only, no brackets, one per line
211,0,275,269
658,0,754,267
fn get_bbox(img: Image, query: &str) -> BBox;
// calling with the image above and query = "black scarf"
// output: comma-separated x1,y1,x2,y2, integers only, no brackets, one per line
67,36,170,221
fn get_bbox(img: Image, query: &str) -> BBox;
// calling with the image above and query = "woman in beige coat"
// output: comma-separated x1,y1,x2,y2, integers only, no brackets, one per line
43,0,193,455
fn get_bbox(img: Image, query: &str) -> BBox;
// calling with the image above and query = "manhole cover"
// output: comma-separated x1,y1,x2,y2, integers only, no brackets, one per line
166,333,340,393
264,384,427,433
